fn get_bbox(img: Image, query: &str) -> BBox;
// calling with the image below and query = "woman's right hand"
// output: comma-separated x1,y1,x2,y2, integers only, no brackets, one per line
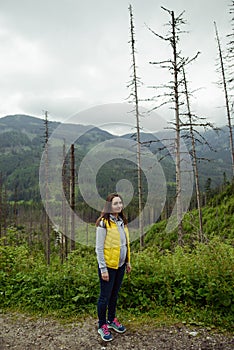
101,271,109,281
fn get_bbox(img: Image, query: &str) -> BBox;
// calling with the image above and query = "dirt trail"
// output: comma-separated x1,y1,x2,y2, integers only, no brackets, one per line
0,312,233,350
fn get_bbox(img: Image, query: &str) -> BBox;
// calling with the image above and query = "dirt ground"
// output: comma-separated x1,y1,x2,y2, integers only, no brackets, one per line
0,312,233,350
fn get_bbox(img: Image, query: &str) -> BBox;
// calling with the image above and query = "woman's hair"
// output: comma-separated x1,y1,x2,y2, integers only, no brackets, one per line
95,192,128,227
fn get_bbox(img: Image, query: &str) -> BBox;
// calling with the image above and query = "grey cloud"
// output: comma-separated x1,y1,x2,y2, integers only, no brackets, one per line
0,0,231,129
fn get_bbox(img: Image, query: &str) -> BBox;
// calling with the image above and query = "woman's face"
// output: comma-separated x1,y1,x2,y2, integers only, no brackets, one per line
111,196,123,215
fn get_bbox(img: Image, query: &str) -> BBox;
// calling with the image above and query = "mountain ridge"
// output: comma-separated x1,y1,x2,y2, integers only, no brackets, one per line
0,114,233,201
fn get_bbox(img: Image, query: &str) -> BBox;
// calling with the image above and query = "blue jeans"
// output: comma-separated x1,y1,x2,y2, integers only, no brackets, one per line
97,263,126,328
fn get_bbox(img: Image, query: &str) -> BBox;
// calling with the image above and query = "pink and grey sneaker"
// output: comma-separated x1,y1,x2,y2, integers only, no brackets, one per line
98,324,113,341
107,318,126,333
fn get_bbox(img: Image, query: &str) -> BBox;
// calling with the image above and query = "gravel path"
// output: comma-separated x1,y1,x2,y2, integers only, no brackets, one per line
0,312,233,350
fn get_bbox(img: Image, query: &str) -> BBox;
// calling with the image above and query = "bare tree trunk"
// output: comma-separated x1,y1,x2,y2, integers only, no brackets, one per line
28,207,33,247
86,221,89,246
129,4,144,248
147,7,190,244
182,67,204,242
62,141,68,261
3,187,7,244
44,110,50,265
13,185,18,227
70,144,76,251
171,11,183,245
214,21,234,178
0,172,2,239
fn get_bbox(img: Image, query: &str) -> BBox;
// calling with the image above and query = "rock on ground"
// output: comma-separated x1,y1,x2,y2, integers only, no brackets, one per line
0,312,233,350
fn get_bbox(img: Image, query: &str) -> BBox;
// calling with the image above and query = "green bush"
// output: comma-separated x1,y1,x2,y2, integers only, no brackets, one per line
0,243,99,313
120,238,234,327
1,238,233,328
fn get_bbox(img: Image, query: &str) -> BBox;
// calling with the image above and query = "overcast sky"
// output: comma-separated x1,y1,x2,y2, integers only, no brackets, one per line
0,0,231,133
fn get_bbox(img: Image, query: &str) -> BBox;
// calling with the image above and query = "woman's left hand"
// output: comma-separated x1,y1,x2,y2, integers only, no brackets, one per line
126,264,131,273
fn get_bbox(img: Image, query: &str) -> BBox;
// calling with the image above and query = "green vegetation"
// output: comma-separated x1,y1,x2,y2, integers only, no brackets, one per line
134,182,234,251
0,118,233,330
1,184,233,330
0,115,233,202
0,238,233,329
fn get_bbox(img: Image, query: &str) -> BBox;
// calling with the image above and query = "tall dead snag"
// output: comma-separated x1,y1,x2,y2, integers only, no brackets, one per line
13,185,18,226
128,4,144,248
44,110,51,265
147,7,186,244
0,172,2,239
3,187,7,242
227,1,234,113
171,9,183,245
182,67,204,241
0,174,8,242
70,144,76,251
214,21,234,178
62,140,68,261
181,62,216,241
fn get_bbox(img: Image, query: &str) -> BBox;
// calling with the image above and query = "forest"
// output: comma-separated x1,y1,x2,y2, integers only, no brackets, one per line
0,1,234,336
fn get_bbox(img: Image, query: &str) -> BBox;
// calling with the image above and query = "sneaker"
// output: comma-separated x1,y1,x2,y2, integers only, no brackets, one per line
98,324,113,342
108,318,126,333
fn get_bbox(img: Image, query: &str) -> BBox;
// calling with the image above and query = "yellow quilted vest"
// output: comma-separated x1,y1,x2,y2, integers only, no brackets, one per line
103,219,131,269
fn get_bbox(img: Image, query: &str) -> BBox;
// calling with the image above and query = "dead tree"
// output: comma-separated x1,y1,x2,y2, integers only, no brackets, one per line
13,185,18,227
128,4,144,248
181,61,218,241
62,140,69,261
171,9,183,245
147,7,187,244
226,1,234,107
214,21,234,178
70,144,76,251
0,174,9,242
182,67,204,241
3,186,8,243
0,172,2,239
44,110,51,265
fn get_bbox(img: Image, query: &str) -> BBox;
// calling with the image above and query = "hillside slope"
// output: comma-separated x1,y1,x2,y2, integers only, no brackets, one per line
0,114,114,200
0,114,233,202
138,182,234,251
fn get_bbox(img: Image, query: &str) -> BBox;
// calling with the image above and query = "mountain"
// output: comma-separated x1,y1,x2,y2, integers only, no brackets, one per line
123,127,233,189
0,114,115,201
0,114,233,202
193,127,233,188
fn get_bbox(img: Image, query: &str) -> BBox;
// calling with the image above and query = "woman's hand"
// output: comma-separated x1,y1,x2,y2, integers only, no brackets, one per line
126,263,131,274
101,271,109,281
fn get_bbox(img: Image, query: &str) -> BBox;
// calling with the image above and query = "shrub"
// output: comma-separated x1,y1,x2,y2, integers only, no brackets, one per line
0,238,233,328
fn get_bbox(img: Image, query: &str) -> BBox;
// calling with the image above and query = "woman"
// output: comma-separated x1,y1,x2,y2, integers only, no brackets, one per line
95,193,131,342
